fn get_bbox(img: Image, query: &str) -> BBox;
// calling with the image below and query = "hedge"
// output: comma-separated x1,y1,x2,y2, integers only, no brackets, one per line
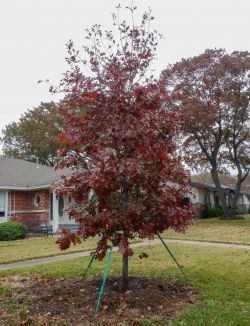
199,205,224,218
0,221,27,241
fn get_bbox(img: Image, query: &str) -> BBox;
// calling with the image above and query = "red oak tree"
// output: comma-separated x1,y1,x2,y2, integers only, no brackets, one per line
54,6,194,290
163,49,250,218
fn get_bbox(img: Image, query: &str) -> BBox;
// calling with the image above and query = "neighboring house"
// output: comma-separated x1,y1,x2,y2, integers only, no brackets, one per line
0,158,75,232
0,159,249,232
188,182,250,214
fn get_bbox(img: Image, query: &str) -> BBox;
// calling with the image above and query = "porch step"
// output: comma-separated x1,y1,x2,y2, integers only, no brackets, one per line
58,224,79,233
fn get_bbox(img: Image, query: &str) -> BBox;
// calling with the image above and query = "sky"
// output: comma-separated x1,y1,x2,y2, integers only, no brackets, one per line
0,0,250,134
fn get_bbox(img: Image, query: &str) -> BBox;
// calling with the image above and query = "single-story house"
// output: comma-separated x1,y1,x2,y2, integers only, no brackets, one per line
0,158,249,232
0,158,75,232
188,182,250,214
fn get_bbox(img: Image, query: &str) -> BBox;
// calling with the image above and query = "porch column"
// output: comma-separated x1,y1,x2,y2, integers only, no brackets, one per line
5,192,8,222
52,190,59,233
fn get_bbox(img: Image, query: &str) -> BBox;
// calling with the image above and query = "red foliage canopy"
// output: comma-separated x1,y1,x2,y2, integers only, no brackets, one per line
54,7,194,259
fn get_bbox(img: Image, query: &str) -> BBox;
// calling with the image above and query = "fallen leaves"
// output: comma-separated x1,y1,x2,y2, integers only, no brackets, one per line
0,275,200,325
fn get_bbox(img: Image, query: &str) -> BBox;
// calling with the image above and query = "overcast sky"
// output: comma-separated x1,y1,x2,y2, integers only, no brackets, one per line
0,0,250,133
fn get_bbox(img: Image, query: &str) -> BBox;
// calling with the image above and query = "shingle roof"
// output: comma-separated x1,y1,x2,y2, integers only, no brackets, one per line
191,173,250,195
0,158,65,189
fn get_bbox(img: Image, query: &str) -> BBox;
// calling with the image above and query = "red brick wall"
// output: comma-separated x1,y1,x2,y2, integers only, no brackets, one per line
10,189,50,225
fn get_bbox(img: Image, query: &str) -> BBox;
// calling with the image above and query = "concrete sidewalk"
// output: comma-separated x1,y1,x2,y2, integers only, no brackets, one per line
0,238,249,271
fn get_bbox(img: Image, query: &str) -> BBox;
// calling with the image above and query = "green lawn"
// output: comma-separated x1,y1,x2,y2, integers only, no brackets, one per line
163,215,250,245
0,215,249,264
0,242,249,325
0,236,99,264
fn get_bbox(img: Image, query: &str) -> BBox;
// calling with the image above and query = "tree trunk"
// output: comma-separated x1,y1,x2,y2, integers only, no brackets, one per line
210,166,239,219
226,190,237,218
210,167,231,218
121,255,129,292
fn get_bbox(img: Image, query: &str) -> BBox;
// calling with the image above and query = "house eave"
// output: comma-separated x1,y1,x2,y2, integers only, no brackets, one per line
190,182,250,197
0,184,51,191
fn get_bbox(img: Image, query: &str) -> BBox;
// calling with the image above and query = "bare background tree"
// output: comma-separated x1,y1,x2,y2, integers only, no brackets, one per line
163,49,250,218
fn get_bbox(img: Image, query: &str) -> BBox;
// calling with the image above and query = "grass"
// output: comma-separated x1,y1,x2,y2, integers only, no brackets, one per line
163,214,250,245
0,242,249,325
0,236,99,264
0,236,142,264
0,215,249,264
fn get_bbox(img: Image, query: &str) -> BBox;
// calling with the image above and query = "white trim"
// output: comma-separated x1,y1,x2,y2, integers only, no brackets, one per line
52,190,59,232
0,185,51,191
5,192,8,221
10,210,49,214
8,191,11,219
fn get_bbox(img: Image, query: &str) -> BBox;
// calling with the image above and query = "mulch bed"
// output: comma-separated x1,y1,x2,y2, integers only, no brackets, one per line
0,275,200,325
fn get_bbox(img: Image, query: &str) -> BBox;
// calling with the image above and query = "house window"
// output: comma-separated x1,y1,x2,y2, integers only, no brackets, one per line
58,197,64,217
34,193,41,207
0,192,6,217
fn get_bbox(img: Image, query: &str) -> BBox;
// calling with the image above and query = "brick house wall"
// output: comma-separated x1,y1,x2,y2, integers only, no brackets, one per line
10,189,50,225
